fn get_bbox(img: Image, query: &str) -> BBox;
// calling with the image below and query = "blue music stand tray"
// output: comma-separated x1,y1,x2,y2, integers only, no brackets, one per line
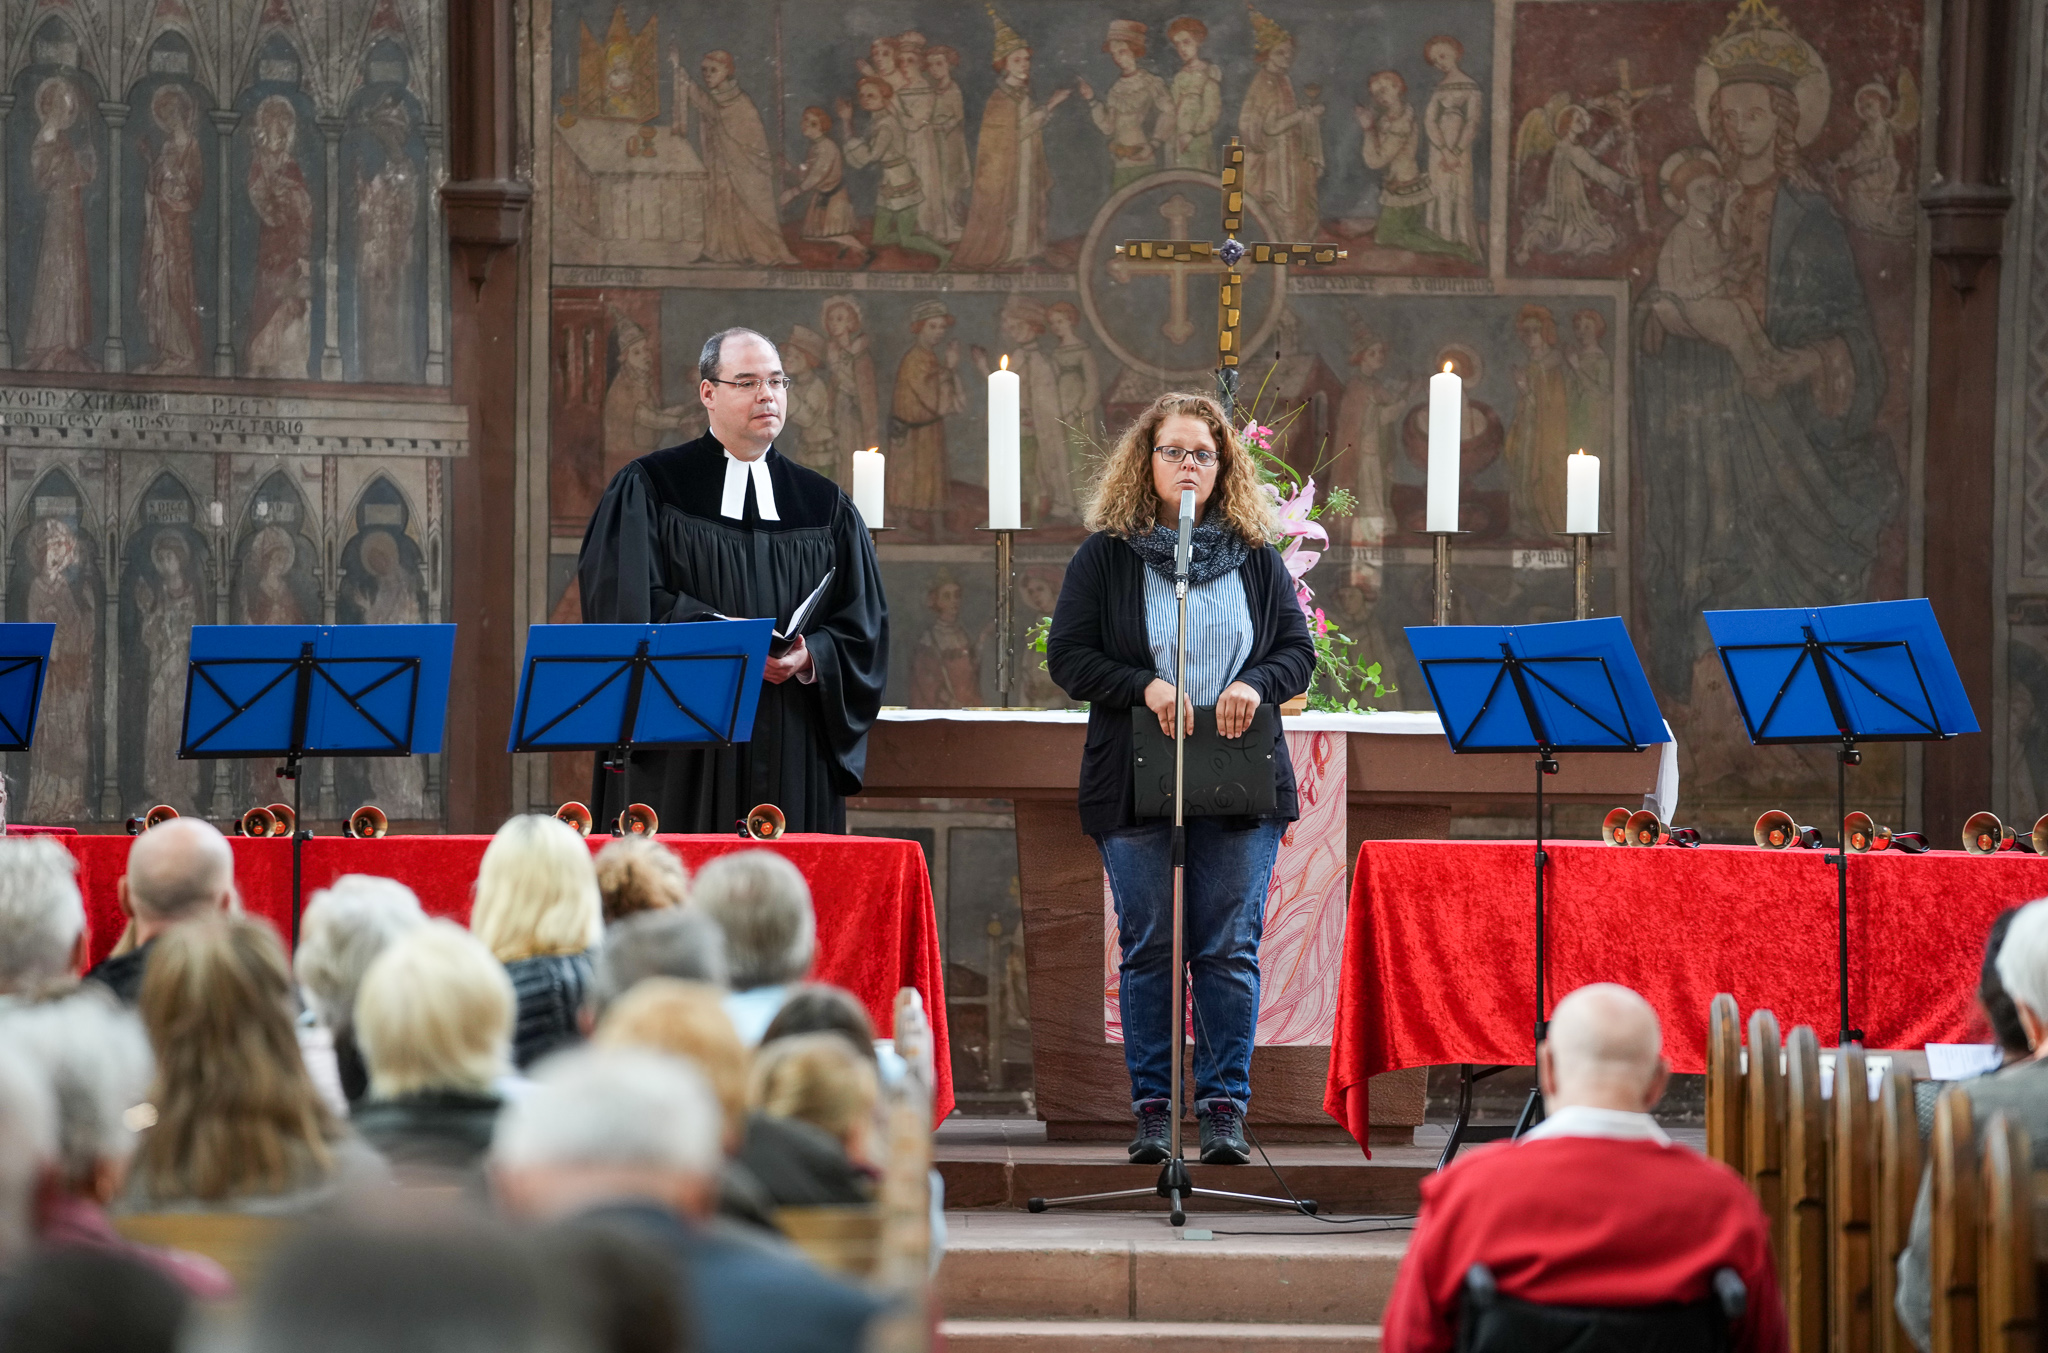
181,624,456,940
1407,617,1670,1153
508,621,773,821
1705,599,1976,1043
0,624,53,752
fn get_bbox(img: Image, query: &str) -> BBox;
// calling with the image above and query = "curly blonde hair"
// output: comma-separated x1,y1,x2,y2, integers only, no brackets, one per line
1084,392,1275,544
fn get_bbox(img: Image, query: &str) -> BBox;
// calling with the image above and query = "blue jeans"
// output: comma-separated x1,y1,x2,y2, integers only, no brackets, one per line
1097,817,1284,1113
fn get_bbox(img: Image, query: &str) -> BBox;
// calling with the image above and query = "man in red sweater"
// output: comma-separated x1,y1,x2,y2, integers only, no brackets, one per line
1381,983,1786,1353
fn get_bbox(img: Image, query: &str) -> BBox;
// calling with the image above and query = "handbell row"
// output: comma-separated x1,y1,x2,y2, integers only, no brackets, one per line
1597,806,2048,853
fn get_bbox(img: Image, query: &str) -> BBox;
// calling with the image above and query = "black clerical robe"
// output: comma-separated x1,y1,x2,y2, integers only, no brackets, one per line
577,434,888,833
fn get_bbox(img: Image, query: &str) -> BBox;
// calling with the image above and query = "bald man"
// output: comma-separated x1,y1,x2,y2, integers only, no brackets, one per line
1381,984,1786,1353
83,819,238,1004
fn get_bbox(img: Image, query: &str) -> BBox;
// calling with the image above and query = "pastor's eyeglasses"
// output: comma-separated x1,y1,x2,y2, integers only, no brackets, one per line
1153,445,1218,467
706,376,793,393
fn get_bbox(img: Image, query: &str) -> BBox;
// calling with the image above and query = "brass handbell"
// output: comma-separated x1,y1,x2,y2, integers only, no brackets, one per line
266,803,297,837
1755,810,1822,850
740,803,786,841
617,803,659,837
1962,811,2048,855
1624,810,1700,848
125,804,179,835
238,805,276,837
346,804,388,839
1842,811,1929,853
1601,807,1633,846
554,801,594,837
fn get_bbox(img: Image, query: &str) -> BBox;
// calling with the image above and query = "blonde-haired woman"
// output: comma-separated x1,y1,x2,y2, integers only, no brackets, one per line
352,920,516,1180
468,814,603,1068
128,916,386,1213
1045,391,1313,1168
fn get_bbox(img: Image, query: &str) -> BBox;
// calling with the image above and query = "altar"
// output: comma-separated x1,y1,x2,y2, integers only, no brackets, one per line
860,708,1672,1142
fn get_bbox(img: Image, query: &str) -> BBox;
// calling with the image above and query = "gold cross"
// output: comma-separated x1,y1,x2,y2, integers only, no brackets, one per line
1112,139,1347,404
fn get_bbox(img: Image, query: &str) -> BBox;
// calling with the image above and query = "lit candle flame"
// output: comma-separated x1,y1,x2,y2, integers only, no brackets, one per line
867,446,879,454
1572,448,1586,458
1442,361,1453,374
1000,354,1009,372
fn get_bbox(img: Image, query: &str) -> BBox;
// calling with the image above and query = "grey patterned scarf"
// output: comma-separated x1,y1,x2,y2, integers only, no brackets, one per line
1123,521,1251,586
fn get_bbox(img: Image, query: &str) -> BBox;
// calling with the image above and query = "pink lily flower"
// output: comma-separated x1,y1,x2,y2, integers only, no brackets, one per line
1272,478,1328,548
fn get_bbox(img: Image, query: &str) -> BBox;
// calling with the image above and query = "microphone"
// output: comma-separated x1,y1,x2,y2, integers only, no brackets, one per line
1174,489,1195,581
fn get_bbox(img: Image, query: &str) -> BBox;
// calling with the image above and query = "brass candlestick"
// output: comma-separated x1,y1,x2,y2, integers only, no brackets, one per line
976,526,1029,707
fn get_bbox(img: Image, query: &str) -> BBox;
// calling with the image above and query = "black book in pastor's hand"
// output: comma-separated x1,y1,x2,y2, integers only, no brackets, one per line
696,568,835,658
1130,704,1279,817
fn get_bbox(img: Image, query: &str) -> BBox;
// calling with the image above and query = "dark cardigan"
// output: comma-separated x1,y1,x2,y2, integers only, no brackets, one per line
1046,530,1316,837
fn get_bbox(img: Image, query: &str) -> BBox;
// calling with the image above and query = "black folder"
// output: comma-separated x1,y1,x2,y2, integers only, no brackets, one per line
1129,704,1280,818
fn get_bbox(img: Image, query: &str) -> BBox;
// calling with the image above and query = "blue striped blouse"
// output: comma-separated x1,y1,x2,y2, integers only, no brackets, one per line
1142,565,1254,704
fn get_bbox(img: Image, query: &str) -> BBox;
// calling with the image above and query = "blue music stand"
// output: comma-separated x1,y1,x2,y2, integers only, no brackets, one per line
1705,599,1976,1043
1407,617,1670,1149
0,624,53,752
509,621,773,822
181,624,456,940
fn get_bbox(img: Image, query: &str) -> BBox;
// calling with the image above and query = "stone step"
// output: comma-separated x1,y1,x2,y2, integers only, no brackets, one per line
936,1117,1431,1215
936,1212,1408,1325
939,1318,1382,1351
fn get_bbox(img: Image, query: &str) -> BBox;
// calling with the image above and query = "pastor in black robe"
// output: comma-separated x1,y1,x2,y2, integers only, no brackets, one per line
577,433,888,833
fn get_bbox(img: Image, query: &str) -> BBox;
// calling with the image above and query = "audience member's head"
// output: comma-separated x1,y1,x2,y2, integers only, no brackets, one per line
355,920,515,1101
596,978,750,1149
690,851,814,992
1994,898,2048,1054
132,916,340,1205
0,989,151,1205
749,1032,879,1167
0,1246,189,1353
591,908,729,1015
293,876,425,1036
0,838,86,999
0,1048,56,1269
238,1222,589,1353
491,1047,723,1224
471,815,604,964
1980,907,2031,1060
594,837,690,925
761,984,876,1062
118,819,236,945
1537,983,1669,1115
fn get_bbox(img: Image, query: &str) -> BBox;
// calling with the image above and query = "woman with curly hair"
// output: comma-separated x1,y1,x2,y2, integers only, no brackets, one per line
1045,392,1313,1167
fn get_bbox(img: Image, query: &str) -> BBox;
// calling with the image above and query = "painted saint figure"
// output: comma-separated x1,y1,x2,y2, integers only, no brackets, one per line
823,295,880,469
602,311,695,485
1356,72,1462,258
25,76,98,373
780,105,867,265
1337,330,1413,548
908,571,985,708
135,531,201,811
1421,36,1483,257
889,300,964,516
1515,100,1631,261
345,529,427,816
681,49,797,266
974,296,1071,523
1505,306,1572,537
891,31,962,246
1078,20,1174,190
22,518,96,822
1238,6,1323,242
1652,154,1788,394
1166,17,1222,171
236,522,309,803
137,85,204,375
781,325,839,478
1832,77,1917,238
355,96,419,383
245,96,314,379
1565,309,1612,462
1045,302,1101,492
952,10,1071,270
837,78,951,266
921,46,973,240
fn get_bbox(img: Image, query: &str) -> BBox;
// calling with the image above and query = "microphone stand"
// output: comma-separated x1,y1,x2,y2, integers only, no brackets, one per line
1030,490,1313,1227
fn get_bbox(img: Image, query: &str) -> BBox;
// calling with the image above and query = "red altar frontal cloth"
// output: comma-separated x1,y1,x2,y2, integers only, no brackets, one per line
1324,840,2048,1156
66,832,952,1120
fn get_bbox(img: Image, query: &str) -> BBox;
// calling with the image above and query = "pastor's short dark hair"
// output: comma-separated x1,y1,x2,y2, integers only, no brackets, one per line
698,328,778,384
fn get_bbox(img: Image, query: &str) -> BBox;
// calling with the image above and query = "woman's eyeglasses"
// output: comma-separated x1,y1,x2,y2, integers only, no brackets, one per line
1153,445,1218,467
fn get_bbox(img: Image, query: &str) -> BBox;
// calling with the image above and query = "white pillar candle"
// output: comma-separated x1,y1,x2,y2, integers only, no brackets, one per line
987,354,1022,530
1565,449,1600,534
1425,362,1461,533
852,447,885,528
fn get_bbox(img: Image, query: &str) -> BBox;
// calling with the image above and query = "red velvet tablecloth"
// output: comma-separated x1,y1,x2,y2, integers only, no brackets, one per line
66,832,952,1119
1324,840,2048,1155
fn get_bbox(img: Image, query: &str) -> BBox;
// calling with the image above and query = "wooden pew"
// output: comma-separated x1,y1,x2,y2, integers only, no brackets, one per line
1877,1060,1925,1353
1976,1111,2036,1352
1749,1009,1788,1291
1709,993,1746,1174
1833,1045,1876,1351
1786,1025,1830,1353
114,1212,292,1293
1931,1087,1978,1353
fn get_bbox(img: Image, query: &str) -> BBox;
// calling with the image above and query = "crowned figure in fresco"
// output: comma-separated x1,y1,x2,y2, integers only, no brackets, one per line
25,74,98,372
137,84,205,375
1077,20,1174,191
680,48,796,266
245,95,314,379
1238,5,1323,242
1635,0,1897,789
953,7,1072,271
